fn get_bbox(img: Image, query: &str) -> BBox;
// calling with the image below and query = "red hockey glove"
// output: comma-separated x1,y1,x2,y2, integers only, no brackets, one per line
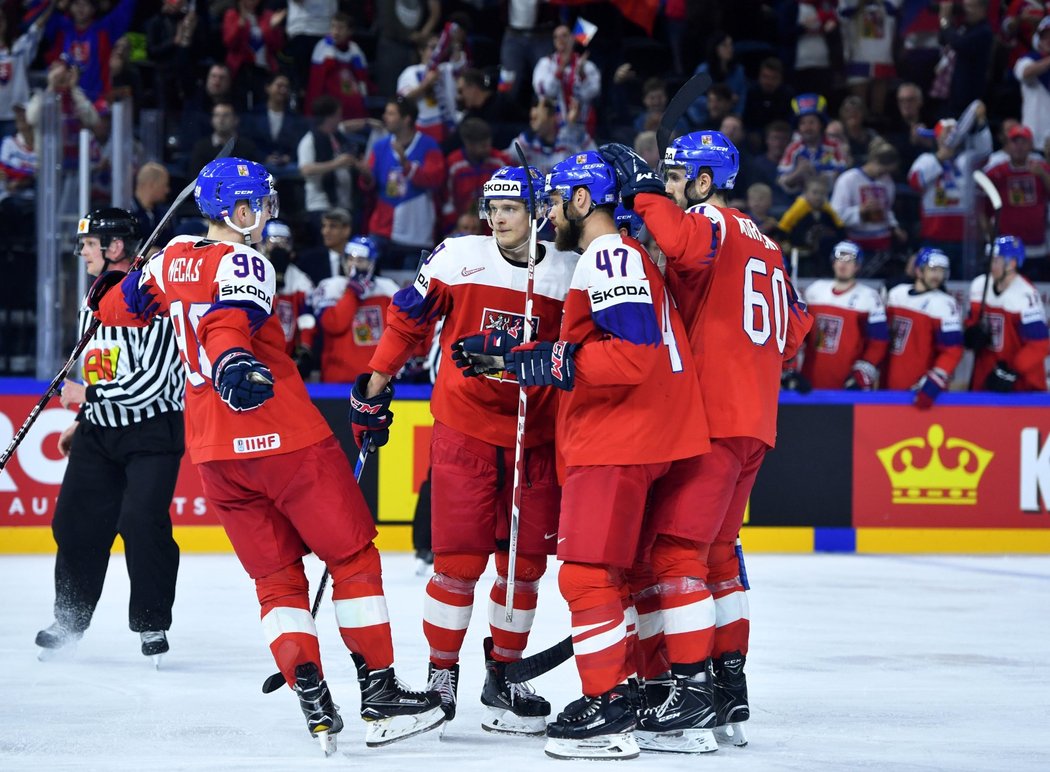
843,360,878,391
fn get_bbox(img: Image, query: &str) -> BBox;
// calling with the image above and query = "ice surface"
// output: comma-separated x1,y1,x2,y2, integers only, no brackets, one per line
1,552,1048,771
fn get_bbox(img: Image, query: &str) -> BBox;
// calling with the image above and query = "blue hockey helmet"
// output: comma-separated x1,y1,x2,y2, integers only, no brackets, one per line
195,157,278,238
991,235,1025,267
613,203,644,238
663,131,739,190
479,165,547,219
544,151,618,207
262,219,292,243
344,235,380,279
831,240,863,265
915,247,951,273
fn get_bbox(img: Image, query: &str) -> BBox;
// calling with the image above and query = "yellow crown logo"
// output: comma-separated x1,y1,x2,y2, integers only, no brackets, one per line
876,424,993,505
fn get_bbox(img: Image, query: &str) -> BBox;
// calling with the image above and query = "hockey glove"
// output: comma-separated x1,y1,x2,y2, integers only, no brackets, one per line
504,341,579,390
843,360,878,391
984,361,1018,393
963,322,992,351
292,344,314,379
347,276,373,299
598,143,666,208
86,270,126,312
451,328,520,378
213,347,275,412
349,373,394,451
914,367,949,410
780,369,812,394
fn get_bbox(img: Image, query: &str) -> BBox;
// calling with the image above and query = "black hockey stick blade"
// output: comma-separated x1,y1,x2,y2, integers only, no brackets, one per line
656,72,712,157
505,635,573,683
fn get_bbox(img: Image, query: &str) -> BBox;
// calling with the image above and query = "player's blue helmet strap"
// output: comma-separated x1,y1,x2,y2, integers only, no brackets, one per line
663,131,739,190
544,151,618,206
195,157,278,238
479,165,547,219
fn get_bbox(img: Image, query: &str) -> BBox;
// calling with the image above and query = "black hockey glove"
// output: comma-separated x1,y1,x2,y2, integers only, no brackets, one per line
213,347,275,412
963,322,992,351
292,344,314,379
504,341,579,390
984,361,1017,393
349,373,394,452
780,369,812,394
843,360,878,391
598,142,665,208
86,270,126,312
451,328,520,378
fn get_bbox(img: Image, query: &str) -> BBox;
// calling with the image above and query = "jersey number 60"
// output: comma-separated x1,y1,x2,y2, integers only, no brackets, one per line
743,257,788,354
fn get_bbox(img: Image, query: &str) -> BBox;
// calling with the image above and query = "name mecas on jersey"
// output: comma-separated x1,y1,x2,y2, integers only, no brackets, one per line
802,280,888,388
368,234,579,449
968,274,1050,391
98,236,332,463
883,284,963,391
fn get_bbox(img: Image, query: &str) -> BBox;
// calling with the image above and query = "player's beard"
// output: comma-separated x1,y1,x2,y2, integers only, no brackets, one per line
554,202,583,251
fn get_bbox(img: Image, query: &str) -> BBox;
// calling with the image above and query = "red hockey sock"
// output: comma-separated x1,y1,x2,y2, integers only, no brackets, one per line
626,563,669,680
424,552,488,668
329,543,394,670
708,541,750,658
488,552,546,662
651,535,715,667
559,562,628,697
256,561,322,688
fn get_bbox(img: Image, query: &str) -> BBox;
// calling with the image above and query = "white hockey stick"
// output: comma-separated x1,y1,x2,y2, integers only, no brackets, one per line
969,169,1002,389
505,142,538,623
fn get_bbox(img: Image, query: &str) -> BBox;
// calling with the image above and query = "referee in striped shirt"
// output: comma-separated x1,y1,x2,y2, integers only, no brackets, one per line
36,208,186,663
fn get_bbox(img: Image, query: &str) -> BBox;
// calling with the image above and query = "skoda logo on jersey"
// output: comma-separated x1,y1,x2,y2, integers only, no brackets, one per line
483,180,522,197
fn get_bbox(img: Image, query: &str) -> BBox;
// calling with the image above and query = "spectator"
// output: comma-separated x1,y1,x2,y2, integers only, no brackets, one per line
1014,16,1050,150
398,33,460,144
831,138,906,266
742,57,794,145
499,0,556,108
45,0,136,102
146,0,206,110
932,0,993,117
633,129,659,169
746,183,779,236
180,64,237,153
306,12,370,121
720,114,758,207
781,0,842,96
0,5,50,138
634,78,667,134
686,31,747,129
0,104,36,202
507,96,594,175
839,96,879,166
456,67,524,139
188,101,260,183
284,0,337,93
1001,0,1050,68
105,35,142,108
839,0,898,116
532,24,601,135
297,207,352,285
26,56,100,174
753,119,796,211
451,210,484,236
441,118,510,234
359,96,446,270
222,0,287,110
130,162,172,253
885,82,934,182
777,93,848,195
244,73,308,177
907,102,992,271
374,0,441,97
297,95,356,223
981,124,1050,279
698,83,736,132
777,176,847,275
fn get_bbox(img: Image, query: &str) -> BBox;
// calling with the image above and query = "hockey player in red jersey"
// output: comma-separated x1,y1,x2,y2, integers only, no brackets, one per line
965,236,1050,392
358,165,579,735
260,219,316,376
883,248,964,408
801,241,889,390
600,132,813,749
92,158,443,755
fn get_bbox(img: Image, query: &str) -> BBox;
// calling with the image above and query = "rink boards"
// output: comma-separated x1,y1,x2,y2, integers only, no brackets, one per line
2,381,1049,554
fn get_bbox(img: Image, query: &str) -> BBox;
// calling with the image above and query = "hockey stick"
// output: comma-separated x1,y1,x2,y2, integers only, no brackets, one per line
503,141,538,623
968,170,1002,390
656,72,712,157
0,137,237,474
505,634,574,683
261,436,372,694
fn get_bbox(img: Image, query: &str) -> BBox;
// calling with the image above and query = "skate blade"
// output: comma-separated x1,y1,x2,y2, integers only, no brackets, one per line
364,706,445,747
636,727,718,754
544,732,640,760
313,728,338,757
37,643,77,662
481,706,547,736
150,653,164,670
715,721,748,747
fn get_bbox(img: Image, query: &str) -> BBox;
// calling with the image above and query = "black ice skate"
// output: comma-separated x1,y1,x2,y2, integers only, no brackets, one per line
712,650,750,746
352,653,445,747
426,661,459,723
635,666,719,755
140,630,169,668
293,662,343,757
480,636,550,735
35,621,83,660
544,684,639,760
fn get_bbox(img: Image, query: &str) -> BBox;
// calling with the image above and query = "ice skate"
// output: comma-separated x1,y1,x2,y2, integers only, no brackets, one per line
36,621,82,660
293,662,343,757
635,670,718,754
414,549,434,577
140,631,169,669
544,684,639,760
713,651,749,747
480,637,550,735
426,661,459,737
353,653,445,747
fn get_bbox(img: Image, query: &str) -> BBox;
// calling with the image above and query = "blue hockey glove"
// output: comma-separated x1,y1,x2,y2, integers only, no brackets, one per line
349,373,394,451
451,328,520,378
598,142,666,208
914,367,949,410
213,347,274,412
504,341,579,390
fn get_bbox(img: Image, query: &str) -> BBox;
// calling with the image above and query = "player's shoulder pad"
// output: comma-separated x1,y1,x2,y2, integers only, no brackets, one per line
685,202,727,233
371,275,402,297
930,290,962,328
968,274,989,301
576,235,654,310
214,242,277,311
1009,276,1046,318
412,235,486,294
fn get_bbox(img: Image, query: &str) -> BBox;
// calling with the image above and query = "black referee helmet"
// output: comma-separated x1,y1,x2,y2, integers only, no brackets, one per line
76,207,141,257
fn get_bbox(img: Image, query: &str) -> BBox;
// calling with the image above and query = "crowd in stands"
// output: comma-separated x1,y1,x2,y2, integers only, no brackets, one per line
2,0,1050,384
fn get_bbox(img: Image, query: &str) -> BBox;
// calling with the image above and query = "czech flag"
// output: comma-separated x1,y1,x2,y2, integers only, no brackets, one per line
573,17,598,47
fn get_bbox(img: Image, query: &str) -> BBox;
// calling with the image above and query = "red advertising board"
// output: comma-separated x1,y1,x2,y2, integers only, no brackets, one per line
0,396,216,528
853,405,1050,528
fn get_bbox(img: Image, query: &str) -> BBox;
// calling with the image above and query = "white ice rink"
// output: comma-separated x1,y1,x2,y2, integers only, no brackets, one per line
1,551,1048,771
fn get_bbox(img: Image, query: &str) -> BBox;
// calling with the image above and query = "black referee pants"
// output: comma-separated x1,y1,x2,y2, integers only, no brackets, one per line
51,411,184,634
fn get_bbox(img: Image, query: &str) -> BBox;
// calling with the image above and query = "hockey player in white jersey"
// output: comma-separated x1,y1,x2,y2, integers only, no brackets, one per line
356,165,579,734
